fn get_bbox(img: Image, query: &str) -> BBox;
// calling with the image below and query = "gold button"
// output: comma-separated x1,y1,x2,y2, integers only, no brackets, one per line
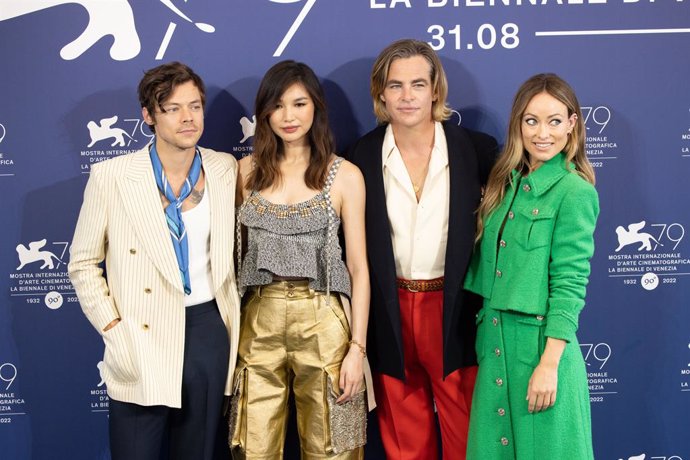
492,317,498,326
536,315,544,321
532,208,539,215
501,437,509,446
142,324,149,330
287,283,295,289
508,211,515,220
499,240,506,248
144,288,152,294
129,248,136,254
495,348,501,356
496,378,503,386
522,184,531,192
287,291,294,298
498,408,506,416
496,270,502,278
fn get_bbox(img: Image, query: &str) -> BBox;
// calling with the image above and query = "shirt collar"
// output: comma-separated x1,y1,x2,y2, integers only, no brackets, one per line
381,122,448,170
514,152,573,196
382,124,397,168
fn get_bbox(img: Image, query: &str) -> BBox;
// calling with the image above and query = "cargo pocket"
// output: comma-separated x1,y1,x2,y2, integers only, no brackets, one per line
229,363,247,449
323,363,367,454
475,308,487,364
515,315,547,368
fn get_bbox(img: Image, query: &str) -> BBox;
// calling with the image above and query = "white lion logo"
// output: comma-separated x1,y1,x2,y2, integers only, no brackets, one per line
87,115,136,148
16,239,64,270
239,115,257,144
615,221,662,252
97,361,106,387
0,0,140,61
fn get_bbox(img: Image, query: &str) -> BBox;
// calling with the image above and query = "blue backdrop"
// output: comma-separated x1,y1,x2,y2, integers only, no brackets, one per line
1,1,689,459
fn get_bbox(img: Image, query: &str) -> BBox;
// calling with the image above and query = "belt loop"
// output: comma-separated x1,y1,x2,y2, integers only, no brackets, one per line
256,285,262,298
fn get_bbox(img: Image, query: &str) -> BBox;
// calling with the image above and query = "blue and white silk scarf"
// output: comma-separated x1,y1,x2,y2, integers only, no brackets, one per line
149,141,202,294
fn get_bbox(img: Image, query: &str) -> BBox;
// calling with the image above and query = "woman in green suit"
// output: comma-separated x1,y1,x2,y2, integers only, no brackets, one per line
465,73,599,460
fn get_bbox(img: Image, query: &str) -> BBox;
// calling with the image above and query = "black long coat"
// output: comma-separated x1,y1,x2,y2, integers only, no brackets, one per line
347,121,498,380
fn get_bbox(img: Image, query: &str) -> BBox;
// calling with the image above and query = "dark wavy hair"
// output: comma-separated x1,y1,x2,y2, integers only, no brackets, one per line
246,60,334,191
138,61,205,133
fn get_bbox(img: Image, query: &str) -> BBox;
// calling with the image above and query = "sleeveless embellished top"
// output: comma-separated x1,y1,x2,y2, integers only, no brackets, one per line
236,157,351,299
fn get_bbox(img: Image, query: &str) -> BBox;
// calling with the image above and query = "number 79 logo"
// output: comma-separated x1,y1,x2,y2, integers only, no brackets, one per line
270,0,318,57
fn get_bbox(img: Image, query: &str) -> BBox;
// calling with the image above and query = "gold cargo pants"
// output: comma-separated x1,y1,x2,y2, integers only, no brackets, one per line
231,281,364,459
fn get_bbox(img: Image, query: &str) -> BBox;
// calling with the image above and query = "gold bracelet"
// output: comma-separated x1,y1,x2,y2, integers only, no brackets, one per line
349,339,367,358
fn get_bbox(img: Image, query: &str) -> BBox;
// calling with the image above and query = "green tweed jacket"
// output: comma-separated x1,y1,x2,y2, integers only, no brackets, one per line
464,153,600,343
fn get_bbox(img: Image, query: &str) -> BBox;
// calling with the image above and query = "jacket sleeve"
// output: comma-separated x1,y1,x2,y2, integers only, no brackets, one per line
68,165,120,333
544,181,600,342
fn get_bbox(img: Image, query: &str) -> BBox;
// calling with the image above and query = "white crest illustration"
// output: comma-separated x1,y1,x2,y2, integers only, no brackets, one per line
615,221,662,252
87,115,136,148
155,0,215,59
97,361,106,387
239,115,257,144
269,0,317,57
16,239,64,270
0,0,140,61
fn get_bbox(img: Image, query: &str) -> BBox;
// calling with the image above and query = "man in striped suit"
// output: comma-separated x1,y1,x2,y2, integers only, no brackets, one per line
68,62,240,460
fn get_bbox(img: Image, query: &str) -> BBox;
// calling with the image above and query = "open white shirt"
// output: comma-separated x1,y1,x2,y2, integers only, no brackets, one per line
382,122,449,280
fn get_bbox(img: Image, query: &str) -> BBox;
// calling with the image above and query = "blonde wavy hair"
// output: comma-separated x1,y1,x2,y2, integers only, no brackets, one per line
370,39,452,123
476,73,595,241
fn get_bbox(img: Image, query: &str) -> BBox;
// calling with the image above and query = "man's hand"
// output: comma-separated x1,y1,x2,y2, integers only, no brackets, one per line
103,318,121,332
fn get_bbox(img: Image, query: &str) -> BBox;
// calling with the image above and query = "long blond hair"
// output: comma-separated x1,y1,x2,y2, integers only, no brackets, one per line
370,39,452,124
476,73,595,241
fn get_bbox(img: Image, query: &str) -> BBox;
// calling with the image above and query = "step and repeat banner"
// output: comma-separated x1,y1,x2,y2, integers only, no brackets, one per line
1,1,689,459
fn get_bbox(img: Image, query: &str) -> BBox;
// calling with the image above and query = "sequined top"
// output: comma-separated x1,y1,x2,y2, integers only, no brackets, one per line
237,157,351,298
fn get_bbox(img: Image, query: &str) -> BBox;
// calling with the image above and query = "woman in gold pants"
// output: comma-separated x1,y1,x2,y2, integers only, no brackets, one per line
231,60,373,459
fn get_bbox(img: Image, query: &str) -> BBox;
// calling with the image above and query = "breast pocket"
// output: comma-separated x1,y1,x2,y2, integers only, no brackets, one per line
514,206,555,250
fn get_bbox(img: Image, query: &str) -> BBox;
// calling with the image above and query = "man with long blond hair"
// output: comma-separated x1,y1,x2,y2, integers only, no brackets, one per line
347,39,497,459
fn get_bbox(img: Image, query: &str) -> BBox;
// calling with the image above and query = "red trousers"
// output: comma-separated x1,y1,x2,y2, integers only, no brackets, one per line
375,288,477,460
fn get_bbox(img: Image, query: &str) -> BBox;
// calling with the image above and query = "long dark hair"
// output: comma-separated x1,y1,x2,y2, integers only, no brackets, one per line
247,60,334,191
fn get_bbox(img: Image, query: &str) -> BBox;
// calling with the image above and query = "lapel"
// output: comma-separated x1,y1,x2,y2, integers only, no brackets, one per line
360,127,399,301
201,149,234,294
442,122,480,308
116,148,183,292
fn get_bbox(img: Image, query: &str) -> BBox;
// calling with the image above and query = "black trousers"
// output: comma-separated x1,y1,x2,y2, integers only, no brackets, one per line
109,300,231,460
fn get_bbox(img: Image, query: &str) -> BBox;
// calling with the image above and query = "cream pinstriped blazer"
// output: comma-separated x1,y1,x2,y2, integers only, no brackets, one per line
68,146,240,408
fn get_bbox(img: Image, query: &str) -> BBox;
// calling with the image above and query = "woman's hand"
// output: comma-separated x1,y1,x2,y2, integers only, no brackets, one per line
336,346,364,404
526,361,558,413
526,337,565,413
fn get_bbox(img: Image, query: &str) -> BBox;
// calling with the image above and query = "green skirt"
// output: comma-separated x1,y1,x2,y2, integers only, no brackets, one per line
467,306,593,460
